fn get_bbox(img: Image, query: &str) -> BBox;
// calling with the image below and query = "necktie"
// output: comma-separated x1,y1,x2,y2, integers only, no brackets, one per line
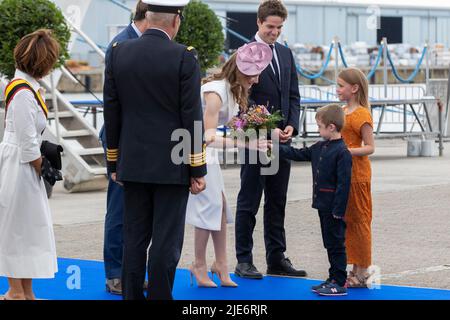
269,44,280,84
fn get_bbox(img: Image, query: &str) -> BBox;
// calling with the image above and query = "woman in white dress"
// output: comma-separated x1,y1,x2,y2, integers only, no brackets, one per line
0,29,60,300
186,42,273,287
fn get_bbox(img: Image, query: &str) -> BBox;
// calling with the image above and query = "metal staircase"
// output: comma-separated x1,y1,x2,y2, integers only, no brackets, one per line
41,77,107,192
1,1,114,192
42,1,108,192
0,76,107,193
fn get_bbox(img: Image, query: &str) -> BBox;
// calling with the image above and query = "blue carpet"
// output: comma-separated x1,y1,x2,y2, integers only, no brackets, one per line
0,258,449,300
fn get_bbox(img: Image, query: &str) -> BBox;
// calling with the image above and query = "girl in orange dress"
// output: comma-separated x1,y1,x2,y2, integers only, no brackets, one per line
336,67,375,288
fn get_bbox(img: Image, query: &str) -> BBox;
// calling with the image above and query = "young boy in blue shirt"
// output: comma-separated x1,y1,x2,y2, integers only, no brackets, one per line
276,104,352,296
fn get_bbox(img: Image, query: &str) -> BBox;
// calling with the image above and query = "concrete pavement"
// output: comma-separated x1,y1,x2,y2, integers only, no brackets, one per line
50,139,450,290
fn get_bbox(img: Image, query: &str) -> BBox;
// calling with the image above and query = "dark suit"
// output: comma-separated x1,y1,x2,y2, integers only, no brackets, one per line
279,139,352,218
280,139,352,286
100,23,138,282
235,39,301,266
103,28,206,300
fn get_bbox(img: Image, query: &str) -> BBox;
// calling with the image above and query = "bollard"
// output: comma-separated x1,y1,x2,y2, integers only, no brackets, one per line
420,139,435,157
407,139,422,157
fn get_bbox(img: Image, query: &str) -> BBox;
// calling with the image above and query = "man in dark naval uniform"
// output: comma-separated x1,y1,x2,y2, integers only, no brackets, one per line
100,0,150,296
103,0,207,300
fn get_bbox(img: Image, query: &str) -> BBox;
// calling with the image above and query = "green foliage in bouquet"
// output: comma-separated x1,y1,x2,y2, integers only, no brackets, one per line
175,0,224,73
228,105,283,158
228,105,284,133
0,0,71,79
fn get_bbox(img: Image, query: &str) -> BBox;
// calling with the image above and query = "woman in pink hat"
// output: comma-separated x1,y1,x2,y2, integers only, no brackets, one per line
185,42,272,288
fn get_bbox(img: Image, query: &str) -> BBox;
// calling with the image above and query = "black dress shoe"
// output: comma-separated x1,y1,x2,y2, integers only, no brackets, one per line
235,263,263,279
267,258,307,277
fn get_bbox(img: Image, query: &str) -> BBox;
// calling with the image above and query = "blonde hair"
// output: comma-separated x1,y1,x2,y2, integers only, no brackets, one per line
338,67,370,109
203,53,249,112
315,103,345,132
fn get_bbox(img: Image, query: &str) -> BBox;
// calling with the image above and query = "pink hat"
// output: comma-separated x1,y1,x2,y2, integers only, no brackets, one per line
236,42,273,76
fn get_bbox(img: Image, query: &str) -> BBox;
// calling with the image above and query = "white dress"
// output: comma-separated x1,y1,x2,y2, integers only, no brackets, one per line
0,70,58,279
185,80,239,231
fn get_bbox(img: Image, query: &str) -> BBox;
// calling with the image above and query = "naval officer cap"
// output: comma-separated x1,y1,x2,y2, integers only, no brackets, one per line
142,0,189,15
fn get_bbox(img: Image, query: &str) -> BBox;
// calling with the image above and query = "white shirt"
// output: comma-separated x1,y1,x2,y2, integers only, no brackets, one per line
131,22,143,37
14,69,44,94
255,33,281,82
4,69,46,163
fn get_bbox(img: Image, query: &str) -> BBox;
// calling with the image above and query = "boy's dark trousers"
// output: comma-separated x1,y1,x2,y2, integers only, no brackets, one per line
318,211,347,287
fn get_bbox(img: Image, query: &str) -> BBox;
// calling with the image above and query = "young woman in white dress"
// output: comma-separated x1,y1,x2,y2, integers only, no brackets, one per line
0,29,60,300
185,42,273,287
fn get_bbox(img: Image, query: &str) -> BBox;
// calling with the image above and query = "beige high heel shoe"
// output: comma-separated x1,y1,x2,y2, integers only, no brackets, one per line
188,263,217,288
210,262,238,287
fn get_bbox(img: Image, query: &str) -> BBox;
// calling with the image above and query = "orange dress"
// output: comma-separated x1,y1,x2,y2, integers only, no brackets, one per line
341,106,373,268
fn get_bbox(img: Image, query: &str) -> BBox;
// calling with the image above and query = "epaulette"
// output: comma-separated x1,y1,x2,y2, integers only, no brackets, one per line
186,46,198,60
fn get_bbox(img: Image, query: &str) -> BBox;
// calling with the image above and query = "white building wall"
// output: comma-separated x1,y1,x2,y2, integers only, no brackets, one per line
65,0,450,63
296,6,323,44
70,0,133,65
346,14,358,44
204,1,450,47
283,5,297,43
357,15,376,46
437,17,450,45
403,17,422,46
323,7,346,44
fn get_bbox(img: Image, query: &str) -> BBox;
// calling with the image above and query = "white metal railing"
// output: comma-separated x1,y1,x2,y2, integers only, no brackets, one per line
299,84,429,133
300,84,427,101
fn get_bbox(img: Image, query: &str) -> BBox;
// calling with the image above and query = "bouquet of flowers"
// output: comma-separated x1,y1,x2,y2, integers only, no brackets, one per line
228,105,283,133
227,105,283,157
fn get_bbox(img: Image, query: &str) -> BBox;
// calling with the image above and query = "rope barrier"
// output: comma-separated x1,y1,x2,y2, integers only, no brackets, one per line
338,42,348,68
367,45,383,79
338,42,383,80
295,43,335,80
296,65,336,84
283,41,335,84
222,26,427,84
386,45,427,83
